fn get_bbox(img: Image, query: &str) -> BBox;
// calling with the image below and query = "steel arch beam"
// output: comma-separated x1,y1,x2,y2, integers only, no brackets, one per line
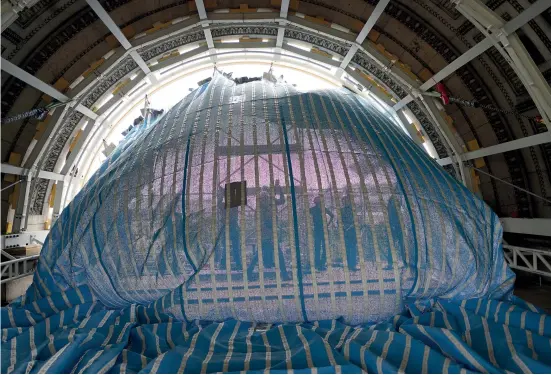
85,0,156,82
0,58,98,120
13,12,470,224
437,131,551,166
393,0,550,111
454,0,551,129
337,0,391,75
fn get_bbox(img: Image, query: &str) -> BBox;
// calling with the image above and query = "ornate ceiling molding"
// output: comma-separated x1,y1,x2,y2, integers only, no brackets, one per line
3,0,550,219
30,111,83,215
81,56,138,108
284,27,351,56
137,28,205,61
210,25,279,38
20,28,394,216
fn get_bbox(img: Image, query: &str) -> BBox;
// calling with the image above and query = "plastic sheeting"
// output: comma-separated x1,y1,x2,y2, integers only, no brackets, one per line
16,73,514,324
2,285,550,373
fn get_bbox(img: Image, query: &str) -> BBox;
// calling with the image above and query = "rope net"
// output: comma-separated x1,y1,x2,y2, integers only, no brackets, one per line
24,73,514,324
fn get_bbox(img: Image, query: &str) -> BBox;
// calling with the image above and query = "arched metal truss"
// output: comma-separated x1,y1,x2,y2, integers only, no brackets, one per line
1,0,550,233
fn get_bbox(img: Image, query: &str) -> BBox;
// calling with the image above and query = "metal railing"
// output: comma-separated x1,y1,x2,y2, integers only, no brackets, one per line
0,245,549,286
503,244,551,277
1,255,39,284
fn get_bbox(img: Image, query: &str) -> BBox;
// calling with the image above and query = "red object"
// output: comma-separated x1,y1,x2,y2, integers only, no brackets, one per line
535,116,544,124
435,82,450,105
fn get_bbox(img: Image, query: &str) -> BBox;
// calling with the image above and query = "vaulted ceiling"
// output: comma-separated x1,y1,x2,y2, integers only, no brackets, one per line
1,0,551,233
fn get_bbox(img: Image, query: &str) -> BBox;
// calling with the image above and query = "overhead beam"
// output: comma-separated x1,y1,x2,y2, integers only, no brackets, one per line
338,45,359,74
276,0,290,48
52,180,65,221
393,38,493,110
195,0,215,50
195,0,207,20
455,0,551,127
280,0,290,18
1,1,19,33
4,14,431,232
86,0,131,49
204,29,215,49
437,131,551,166
355,0,390,45
1,58,97,120
276,27,285,48
1,164,69,182
2,59,68,102
501,0,550,34
67,15,408,97
338,0,390,74
394,0,549,110
500,218,551,236
420,96,471,188
85,0,154,79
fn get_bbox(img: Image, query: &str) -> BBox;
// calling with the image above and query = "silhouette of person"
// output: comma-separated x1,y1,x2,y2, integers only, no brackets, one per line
310,196,334,271
340,195,358,271
247,180,290,280
216,187,241,270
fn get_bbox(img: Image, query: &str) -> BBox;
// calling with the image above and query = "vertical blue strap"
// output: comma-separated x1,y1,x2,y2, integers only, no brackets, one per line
279,105,308,322
179,134,197,324
182,135,197,273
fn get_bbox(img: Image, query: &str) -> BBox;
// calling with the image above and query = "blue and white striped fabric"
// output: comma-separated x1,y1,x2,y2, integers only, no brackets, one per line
16,73,514,325
4,72,547,373
2,285,550,373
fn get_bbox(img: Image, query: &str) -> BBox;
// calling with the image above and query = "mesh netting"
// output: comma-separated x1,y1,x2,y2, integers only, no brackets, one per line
24,73,514,324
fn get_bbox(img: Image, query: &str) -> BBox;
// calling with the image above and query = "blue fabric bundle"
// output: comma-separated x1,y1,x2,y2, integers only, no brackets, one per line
2,285,550,373
14,74,515,324
3,74,548,373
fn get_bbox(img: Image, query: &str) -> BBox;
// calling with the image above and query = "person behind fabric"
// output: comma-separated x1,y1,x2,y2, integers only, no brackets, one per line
385,195,404,269
247,180,290,280
310,195,334,271
216,187,241,271
340,194,358,271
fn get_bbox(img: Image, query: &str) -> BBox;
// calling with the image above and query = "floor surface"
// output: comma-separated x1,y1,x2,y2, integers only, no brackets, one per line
515,284,551,312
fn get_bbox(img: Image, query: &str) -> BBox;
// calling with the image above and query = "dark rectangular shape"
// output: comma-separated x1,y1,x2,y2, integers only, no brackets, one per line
225,181,247,208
